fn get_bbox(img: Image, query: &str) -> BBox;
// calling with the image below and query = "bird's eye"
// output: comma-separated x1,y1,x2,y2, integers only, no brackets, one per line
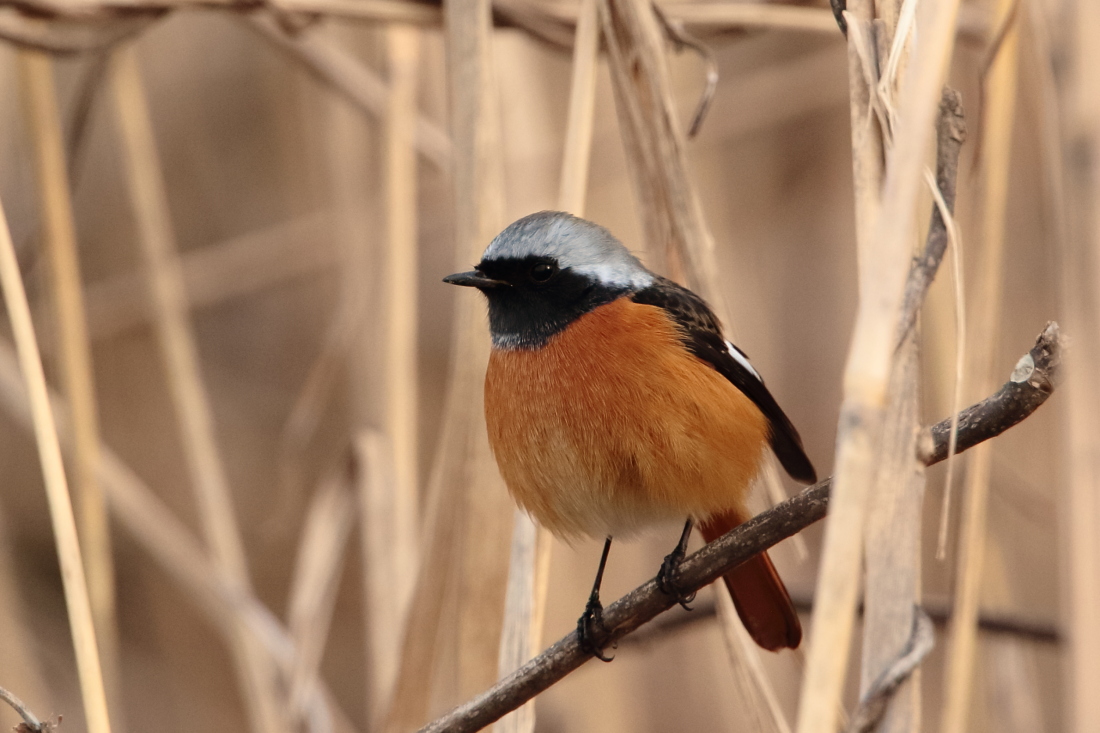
530,262,557,282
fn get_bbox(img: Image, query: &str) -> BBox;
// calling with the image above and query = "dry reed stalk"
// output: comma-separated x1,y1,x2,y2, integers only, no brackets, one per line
493,510,539,733
492,4,599,730
859,333,923,733
82,213,334,341
858,82,963,733
383,22,421,551
349,33,423,729
108,46,285,733
441,0,513,706
598,0,795,725
851,7,921,728
853,6,930,731
939,2,1019,730
245,15,451,172
557,0,599,216
0,192,111,733
384,420,467,732
17,48,124,729
357,433,417,728
386,0,512,725
796,0,963,730
1057,2,1100,729
285,474,356,723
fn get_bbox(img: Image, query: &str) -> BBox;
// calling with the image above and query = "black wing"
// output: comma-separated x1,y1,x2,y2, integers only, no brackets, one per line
631,276,817,484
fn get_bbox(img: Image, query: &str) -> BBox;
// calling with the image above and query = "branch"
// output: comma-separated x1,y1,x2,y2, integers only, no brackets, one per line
896,88,967,344
418,321,1063,733
922,322,1061,464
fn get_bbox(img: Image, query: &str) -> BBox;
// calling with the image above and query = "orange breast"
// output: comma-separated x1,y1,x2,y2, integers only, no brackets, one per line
484,297,769,540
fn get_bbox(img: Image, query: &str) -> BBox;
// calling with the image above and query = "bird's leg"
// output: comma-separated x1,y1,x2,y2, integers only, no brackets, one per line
577,536,615,662
658,519,696,610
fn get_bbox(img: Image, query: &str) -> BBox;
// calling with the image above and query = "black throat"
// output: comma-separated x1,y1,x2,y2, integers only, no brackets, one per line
475,257,633,349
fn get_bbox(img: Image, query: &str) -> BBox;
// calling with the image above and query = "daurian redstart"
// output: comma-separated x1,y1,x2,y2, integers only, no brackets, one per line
445,211,816,657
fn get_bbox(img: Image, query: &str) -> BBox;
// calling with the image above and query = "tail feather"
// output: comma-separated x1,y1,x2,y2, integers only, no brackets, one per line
699,511,802,651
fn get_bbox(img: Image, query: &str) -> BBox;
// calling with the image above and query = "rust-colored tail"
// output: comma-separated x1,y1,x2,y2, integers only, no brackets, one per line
699,511,802,651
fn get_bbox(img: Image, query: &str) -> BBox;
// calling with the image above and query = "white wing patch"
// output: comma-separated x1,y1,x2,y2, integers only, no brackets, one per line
725,340,762,382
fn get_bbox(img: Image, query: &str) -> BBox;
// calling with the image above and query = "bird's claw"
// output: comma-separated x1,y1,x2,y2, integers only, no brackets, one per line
657,548,696,611
577,594,614,662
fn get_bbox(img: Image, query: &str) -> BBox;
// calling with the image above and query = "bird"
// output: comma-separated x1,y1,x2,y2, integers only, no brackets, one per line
444,211,816,657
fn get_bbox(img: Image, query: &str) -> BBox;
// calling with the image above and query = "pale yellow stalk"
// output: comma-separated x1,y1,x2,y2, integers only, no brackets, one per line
0,183,111,733
17,49,124,729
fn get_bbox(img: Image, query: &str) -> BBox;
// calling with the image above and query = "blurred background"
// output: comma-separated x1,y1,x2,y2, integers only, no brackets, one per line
0,0,1090,731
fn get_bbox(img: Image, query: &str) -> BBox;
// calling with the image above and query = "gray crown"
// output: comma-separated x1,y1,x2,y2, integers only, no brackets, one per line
482,211,655,290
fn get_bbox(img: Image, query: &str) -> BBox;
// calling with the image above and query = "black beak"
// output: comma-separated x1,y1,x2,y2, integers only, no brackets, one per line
443,270,509,289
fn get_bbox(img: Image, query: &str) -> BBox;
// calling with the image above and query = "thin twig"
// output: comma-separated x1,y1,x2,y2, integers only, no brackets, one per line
893,87,966,564
0,685,47,732
418,322,1063,733
895,89,967,343
847,610,935,733
652,3,717,138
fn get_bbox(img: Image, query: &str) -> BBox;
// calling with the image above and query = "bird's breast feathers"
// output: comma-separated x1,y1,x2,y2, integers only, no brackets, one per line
484,296,769,539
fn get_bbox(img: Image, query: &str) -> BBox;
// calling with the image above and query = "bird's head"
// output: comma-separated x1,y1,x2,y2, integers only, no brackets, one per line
444,211,653,349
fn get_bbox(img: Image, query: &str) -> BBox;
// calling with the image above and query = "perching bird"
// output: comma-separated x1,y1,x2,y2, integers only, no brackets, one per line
444,211,816,656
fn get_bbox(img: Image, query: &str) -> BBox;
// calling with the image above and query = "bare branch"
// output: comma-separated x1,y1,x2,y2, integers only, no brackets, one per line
896,88,968,344
923,322,1061,464
417,322,1063,733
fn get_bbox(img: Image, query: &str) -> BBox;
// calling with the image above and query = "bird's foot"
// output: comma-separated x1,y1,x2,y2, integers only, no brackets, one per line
657,547,696,611
577,594,614,662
